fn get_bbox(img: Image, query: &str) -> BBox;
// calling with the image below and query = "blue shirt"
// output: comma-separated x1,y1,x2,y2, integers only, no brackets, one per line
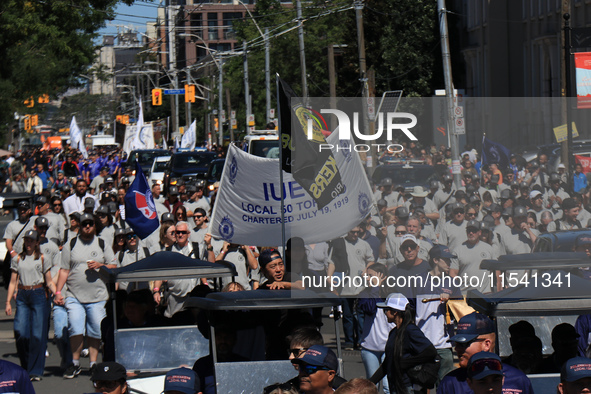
87,161,101,180
37,170,51,189
0,360,35,394
574,172,588,193
437,363,533,394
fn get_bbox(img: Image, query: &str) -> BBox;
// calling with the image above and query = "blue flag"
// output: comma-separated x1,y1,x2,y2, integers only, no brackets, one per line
482,137,512,170
124,162,159,239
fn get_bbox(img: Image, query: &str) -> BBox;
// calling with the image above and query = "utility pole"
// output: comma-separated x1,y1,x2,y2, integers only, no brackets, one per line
226,87,233,142
243,41,251,131
437,0,461,189
296,0,308,101
564,13,574,192
265,28,271,124
355,0,374,171
218,55,224,147
167,3,179,135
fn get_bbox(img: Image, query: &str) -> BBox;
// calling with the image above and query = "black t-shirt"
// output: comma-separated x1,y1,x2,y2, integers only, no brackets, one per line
384,323,434,390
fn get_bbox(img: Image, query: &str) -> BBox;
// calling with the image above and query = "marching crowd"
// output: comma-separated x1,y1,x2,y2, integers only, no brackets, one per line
2,143,591,394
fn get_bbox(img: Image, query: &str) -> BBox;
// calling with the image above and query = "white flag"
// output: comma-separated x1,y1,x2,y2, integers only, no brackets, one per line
124,98,155,155
180,120,196,150
210,133,374,246
69,116,88,159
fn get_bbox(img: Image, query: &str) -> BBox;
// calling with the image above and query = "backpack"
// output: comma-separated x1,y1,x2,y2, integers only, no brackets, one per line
118,247,151,264
70,236,105,252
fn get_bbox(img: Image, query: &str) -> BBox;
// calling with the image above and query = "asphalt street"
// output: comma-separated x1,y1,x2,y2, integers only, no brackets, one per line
0,216,369,394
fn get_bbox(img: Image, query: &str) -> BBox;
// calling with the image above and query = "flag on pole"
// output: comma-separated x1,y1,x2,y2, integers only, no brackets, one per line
210,130,374,246
181,120,196,150
131,97,145,151
481,136,511,170
69,116,88,159
277,77,344,209
124,162,159,239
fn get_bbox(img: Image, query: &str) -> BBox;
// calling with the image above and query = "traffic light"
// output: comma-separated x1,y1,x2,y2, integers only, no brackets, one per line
152,88,163,106
23,116,31,131
31,115,38,127
214,118,219,131
24,97,34,108
185,85,195,103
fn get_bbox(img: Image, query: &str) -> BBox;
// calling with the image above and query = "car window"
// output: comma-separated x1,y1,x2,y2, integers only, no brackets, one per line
533,237,552,253
373,165,437,186
250,140,279,158
153,160,170,172
210,161,225,180
173,154,215,169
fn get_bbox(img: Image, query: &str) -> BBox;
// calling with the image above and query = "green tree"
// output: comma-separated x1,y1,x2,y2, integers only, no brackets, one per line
0,0,134,135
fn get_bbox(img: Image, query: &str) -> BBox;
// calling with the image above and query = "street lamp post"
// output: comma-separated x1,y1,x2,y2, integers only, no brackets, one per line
116,84,138,120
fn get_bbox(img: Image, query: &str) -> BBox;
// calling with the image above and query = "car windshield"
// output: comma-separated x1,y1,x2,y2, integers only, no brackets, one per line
373,165,437,186
172,154,215,169
153,160,170,172
130,151,170,166
250,140,279,158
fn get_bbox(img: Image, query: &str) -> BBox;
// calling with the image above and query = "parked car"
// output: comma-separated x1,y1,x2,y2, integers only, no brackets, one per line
164,151,217,190
147,156,171,186
372,163,438,191
127,149,171,176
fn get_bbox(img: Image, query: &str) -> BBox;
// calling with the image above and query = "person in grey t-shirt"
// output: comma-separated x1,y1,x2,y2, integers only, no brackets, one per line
54,213,117,379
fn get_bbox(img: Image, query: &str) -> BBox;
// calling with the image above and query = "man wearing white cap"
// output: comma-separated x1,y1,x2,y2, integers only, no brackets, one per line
528,190,549,224
404,186,439,222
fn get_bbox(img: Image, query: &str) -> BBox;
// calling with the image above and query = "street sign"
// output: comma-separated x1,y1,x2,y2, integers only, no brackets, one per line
164,89,185,95
269,108,275,118
231,111,236,119
454,106,464,118
454,117,465,134
367,97,375,121
248,114,255,126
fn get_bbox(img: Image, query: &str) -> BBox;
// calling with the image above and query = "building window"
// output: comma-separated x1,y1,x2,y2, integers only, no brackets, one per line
223,12,243,40
208,13,218,41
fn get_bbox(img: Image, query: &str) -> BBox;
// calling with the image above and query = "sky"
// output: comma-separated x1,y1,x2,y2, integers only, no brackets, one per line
98,1,160,38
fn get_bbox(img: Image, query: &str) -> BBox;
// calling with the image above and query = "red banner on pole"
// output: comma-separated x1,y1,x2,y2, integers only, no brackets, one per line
575,155,591,173
575,52,591,109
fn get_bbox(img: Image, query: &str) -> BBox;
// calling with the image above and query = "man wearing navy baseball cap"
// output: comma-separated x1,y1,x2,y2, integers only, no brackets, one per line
293,345,339,394
466,352,504,394
437,312,533,394
163,367,202,394
559,356,591,394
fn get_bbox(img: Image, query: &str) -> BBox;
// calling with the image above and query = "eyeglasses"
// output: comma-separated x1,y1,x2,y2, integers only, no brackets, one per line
300,364,330,375
466,213,476,217
93,380,121,390
126,234,137,240
53,203,62,207
288,347,308,357
349,230,360,234
454,211,464,215
466,228,479,234
468,358,503,376
395,231,406,235
97,214,108,218
454,338,485,348
176,231,189,235
168,231,176,236
401,245,417,251
82,222,94,227
194,215,204,219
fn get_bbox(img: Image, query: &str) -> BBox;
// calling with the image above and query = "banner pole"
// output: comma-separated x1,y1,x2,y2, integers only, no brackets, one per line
277,74,287,255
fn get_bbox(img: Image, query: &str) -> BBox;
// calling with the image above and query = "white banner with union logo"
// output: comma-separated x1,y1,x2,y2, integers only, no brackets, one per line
210,134,374,247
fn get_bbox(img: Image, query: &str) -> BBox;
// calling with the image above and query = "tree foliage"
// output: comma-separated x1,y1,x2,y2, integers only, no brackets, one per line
0,0,133,131
222,0,441,132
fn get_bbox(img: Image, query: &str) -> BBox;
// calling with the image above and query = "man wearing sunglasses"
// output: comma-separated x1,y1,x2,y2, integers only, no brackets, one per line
437,312,533,394
466,352,504,394
293,345,339,394
439,202,468,252
54,213,116,379
449,220,495,294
